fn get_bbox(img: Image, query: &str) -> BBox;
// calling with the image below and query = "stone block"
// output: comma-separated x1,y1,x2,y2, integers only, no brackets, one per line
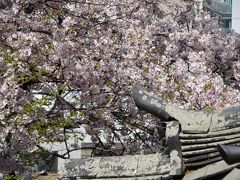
60,153,171,179
183,160,240,180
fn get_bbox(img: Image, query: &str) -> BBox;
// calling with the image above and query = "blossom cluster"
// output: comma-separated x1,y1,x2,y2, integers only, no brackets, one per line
0,0,239,174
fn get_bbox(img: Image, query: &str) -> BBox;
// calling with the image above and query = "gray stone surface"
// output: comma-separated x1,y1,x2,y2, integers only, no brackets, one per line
182,137,240,151
132,85,240,134
63,158,101,178
60,153,170,179
71,175,172,180
132,85,212,133
61,174,169,180
164,104,212,134
180,126,240,139
210,106,240,132
182,160,240,180
222,168,240,180
166,121,184,175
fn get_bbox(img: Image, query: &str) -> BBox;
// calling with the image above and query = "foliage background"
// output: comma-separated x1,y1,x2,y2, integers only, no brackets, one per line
0,0,240,174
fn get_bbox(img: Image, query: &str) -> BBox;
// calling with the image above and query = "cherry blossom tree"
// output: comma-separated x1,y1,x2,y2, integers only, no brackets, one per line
0,0,240,174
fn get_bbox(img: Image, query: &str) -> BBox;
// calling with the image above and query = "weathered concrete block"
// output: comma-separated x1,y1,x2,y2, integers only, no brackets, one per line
136,153,170,176
97,155,138,177
166,121,184,175
60,153,170,179
63,158,101,178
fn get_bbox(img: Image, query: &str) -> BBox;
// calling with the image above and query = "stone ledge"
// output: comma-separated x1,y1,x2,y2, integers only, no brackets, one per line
60,153,170,179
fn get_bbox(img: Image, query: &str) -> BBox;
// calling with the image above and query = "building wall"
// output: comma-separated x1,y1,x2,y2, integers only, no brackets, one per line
232,0,240,33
